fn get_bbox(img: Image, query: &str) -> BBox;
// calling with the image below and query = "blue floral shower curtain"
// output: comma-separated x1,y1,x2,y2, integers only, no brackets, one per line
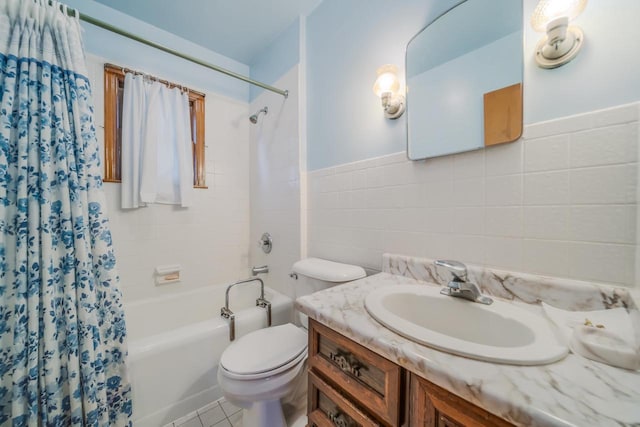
0,1,132,425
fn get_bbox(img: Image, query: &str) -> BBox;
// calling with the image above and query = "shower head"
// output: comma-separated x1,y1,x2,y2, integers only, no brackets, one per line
249,106,268,124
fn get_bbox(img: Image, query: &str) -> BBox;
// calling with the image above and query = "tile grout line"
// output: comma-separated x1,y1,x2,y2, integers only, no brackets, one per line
174,398,238,427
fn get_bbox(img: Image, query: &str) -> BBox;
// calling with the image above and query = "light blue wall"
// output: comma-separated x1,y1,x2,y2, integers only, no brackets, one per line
306,0,640,170
250,18,300,101
65,0,250,101
408,33,521,159
306,0,461,171
523,0,640,123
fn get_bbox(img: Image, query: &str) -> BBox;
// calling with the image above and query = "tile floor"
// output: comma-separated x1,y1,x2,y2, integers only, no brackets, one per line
165,398,242,427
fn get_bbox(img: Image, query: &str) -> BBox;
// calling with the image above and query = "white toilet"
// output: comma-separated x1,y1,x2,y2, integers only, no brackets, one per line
217,258,366,427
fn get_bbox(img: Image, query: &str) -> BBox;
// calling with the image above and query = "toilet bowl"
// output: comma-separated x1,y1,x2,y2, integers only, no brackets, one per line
217,324,308,427
217,258,366,427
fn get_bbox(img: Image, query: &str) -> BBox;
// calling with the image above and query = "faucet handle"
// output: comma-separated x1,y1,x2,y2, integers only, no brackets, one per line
434,260,467,282
258,232,273,253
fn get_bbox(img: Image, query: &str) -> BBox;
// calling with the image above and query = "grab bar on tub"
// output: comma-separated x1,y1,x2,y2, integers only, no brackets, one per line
221,277,272,341
220,306,235,342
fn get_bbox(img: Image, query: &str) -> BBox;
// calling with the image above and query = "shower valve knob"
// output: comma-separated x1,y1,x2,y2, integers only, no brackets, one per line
258,232,272,254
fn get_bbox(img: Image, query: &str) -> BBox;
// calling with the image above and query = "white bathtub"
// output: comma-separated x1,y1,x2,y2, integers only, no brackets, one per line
124,282,293,427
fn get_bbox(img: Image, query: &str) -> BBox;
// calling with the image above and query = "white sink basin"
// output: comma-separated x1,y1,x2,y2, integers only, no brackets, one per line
365,285,568,365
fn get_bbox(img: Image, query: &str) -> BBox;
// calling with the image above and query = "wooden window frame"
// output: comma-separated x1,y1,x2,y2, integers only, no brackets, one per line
103,64,207,188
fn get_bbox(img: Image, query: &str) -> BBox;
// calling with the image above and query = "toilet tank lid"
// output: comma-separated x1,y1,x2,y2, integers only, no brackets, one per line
292,258,366,282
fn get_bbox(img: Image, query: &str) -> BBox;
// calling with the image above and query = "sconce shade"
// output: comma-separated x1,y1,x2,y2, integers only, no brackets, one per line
531,0,587,31
372,64,401,97
372,64,405,119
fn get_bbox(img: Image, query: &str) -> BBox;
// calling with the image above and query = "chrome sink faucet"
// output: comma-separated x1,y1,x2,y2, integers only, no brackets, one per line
434,260,493,305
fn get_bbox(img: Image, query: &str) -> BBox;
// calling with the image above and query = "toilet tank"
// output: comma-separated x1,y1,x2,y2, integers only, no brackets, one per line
292,258,366,327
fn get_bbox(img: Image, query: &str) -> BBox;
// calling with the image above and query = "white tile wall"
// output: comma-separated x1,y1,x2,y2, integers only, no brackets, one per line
523,240,569,278
86,55,251,302
306,103,640,287
249,66,301,299
524,134,569,172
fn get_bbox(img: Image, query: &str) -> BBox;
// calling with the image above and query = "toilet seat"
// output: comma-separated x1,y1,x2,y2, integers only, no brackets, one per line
220,348,307,381
220,323,307,380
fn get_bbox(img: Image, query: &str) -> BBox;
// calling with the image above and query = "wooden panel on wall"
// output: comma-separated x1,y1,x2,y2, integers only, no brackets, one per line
483,83,523,147
103,67,122,182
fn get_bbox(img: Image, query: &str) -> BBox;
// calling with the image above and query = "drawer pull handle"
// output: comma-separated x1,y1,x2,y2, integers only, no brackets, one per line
328,409,355,427
329,349,365,378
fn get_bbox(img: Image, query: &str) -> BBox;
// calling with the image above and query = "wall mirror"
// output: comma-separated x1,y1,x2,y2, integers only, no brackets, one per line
406,0,523,160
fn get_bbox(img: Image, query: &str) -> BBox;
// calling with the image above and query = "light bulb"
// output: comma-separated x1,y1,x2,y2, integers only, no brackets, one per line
371,64,405,119
372,64,400,97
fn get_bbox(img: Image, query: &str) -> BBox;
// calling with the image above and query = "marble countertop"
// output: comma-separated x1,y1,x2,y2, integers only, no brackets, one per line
296,272,640,427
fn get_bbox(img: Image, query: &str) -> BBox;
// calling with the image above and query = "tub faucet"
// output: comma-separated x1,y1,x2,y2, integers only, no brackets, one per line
251,265,269,276
434,260,493,305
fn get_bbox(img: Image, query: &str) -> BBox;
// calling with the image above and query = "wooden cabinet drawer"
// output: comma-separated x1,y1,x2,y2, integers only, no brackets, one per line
308,320,403,426
308,370,380,427
409,373,514,427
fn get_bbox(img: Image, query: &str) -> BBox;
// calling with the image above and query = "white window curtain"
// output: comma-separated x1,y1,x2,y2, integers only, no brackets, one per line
121,73,194,208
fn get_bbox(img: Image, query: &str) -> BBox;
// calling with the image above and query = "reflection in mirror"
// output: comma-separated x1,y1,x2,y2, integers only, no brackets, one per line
406,0,523,160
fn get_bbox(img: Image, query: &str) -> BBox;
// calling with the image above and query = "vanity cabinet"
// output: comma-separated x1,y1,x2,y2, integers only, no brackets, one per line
409,374,513,427
307,319,514,427
308,370,380,427
307,319,403,426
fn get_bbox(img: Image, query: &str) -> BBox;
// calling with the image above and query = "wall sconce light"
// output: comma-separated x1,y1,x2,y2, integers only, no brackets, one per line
372,64,405,119
531,0,587,69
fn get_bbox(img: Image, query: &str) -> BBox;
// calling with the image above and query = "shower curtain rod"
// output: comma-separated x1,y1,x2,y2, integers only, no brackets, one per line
65,8,289,98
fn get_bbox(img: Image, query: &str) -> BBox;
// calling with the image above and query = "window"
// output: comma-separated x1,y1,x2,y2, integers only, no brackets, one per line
103,64,206,188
